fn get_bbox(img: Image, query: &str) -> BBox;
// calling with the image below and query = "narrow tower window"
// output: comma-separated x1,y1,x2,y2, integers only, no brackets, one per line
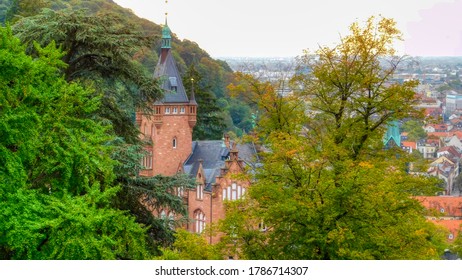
194,210,206,233
173,137,177,149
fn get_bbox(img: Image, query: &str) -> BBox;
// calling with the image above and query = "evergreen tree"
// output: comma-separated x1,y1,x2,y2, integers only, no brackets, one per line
13,8,162,144
183,64,226,140
0,26,150,259
12,9,195,252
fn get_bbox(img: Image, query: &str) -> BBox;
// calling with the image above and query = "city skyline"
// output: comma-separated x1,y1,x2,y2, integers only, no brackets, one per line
115,0,462,58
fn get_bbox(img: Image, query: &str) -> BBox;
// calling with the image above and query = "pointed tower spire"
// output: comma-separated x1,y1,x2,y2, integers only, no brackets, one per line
161,13,171,49
189,77,197,105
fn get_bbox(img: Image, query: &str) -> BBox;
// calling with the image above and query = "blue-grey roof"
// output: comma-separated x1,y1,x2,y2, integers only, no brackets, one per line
154,50,189,103
183,140,258,191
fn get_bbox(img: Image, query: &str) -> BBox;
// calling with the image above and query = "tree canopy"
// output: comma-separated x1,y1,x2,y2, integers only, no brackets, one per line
183,64,226,140
1,5,193,258
13,8,162,144
0,26,151,259
217,17,447,260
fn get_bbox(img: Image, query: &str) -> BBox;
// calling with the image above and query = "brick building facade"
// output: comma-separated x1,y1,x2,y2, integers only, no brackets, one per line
136,22,256,244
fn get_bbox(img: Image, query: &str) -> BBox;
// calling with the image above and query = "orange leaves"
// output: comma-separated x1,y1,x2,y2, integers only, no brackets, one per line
358,161,373,169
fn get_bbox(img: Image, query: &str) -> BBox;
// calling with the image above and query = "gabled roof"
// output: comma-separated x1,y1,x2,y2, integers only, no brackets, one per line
183,140,257,191
384,121,401,148
437,145,461,158
184,141,229,190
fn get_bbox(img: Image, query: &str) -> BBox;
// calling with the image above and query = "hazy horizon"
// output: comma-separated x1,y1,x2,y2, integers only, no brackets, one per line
114,0,462,58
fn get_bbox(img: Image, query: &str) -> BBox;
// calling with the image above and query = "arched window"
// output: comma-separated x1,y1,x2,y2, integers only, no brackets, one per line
194,210,206,233
173,138,177,149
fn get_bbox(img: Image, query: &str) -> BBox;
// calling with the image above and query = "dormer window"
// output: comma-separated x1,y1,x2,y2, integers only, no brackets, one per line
169,77,178,92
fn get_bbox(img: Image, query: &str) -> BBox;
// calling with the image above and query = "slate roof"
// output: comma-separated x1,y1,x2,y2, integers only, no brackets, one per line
184,141,229,191
154,50,189,103
183,140,257,191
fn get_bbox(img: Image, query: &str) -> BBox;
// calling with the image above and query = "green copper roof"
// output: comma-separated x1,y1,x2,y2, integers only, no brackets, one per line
384,120,401,148
161,20,171,49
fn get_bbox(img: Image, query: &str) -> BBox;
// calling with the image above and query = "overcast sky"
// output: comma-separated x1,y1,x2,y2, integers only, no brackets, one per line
113,0,462,58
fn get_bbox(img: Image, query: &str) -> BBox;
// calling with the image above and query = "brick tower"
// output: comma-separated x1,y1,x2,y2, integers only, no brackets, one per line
137,19,197,176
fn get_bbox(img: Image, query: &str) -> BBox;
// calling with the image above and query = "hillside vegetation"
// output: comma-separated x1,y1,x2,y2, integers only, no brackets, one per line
0,0,245,138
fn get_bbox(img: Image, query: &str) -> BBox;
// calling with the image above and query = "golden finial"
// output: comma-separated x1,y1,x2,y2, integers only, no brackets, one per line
164,0,169,25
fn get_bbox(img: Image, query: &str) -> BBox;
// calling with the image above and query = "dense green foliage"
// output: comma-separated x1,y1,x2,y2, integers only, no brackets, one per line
218,17,448,260
13,8,162,144
402,119,427,141
183,64,226,140
155,229,222,260
1,0,250,136
0,27,150,259
11,7,198,254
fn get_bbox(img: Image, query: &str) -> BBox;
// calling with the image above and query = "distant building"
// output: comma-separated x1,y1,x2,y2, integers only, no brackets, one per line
428,156,459,195
445,91,462,116
415,196,462,242
401,141,416,153
384,121,401,149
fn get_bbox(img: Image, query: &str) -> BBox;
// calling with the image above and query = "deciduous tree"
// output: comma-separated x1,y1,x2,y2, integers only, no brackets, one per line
218,16,447,260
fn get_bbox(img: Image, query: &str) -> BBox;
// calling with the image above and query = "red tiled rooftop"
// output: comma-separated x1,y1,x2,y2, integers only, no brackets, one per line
415,196,462,217
428,219,462,241
427,132,452,138
401,141,417,149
